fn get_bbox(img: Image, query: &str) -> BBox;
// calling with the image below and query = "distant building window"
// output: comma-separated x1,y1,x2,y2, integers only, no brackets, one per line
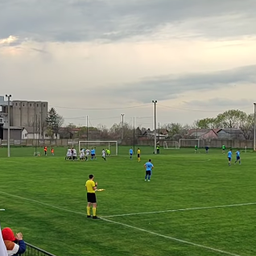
43,104,45,107
30,104,32,107
23,104,25,106
16,103,18,106
37,104,38,107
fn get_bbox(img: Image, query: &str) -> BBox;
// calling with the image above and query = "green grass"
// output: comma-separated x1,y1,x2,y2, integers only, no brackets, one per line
0,147,255,256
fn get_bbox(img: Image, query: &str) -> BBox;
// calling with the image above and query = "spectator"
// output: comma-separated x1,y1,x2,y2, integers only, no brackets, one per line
2,227,26,256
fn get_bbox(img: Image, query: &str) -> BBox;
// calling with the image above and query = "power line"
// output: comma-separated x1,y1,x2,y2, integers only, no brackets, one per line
64,115,152,121
55,104,148,111
158,104,252,113
65,116,120,120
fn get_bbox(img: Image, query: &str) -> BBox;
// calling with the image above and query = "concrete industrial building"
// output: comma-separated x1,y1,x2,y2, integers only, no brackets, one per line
0,96,48,140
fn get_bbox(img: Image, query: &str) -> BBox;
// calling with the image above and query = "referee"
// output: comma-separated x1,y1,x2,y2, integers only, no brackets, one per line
85,174,99,219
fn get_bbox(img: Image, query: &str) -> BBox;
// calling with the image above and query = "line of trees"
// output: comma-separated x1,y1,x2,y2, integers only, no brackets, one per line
194,110,254,140
44,108,254,141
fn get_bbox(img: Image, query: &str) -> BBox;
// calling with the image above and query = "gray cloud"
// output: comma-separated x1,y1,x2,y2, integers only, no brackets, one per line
184,98,254,109
0,0,255,43
105,65,256,103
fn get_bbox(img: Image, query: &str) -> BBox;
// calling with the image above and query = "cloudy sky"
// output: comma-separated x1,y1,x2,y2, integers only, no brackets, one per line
1,0,256,129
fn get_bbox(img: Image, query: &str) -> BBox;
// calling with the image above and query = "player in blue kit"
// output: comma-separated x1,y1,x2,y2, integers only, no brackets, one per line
129,148,133,159
90,148,96,160
227,149,232,166
235,149,241,165
144,159,154,182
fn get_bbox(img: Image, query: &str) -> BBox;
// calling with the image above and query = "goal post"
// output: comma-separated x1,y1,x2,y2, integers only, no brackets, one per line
78,141,118,156
179,139,200,148
163,141,180,149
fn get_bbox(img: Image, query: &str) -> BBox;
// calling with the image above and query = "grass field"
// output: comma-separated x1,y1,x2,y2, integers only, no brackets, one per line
0,146,255,256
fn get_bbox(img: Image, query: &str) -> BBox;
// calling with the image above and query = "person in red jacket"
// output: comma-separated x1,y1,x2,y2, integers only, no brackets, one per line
44,146,47,156
2,227,26,256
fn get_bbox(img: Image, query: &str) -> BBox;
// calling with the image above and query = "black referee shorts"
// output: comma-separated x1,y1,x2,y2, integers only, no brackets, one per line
87,193,97,203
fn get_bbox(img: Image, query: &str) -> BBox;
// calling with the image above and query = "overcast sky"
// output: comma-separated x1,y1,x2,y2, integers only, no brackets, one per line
1,0,256,129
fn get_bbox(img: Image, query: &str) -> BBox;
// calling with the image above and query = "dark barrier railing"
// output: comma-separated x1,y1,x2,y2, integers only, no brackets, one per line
18,242,56,256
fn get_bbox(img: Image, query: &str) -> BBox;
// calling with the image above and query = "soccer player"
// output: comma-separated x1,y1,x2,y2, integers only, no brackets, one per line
44,146,47,156
227,149,232,166
106,149,110,156
80,148,85,160
194,145,198,153
205,146,209,153
51,148,54,156
85,148,90,161
71,147,74,158
129,148,133,159
222,144,226,154
73,148,77,160
91,148,96,160
137,148,141,162
144,159,154,181
235,149,241,165
66,148,72,160
102,149,106,161
85,174,99,219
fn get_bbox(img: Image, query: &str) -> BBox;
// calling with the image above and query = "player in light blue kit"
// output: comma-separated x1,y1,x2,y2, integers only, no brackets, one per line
227,149,232,166
144,159,154,182
90,148,96,160
235,149,241,165
129,148,133,159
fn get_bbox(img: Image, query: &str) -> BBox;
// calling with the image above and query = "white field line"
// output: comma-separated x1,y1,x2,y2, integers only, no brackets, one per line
1,190,255,219
0,191,87,216
0,191,246,255
102,202,256,218
101,217,243,256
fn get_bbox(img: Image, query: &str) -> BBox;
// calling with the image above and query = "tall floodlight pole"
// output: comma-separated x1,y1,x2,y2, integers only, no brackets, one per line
254,103,256,151
152,100,157,154
5,94,12,157
87,115,89,148
121,114,124,140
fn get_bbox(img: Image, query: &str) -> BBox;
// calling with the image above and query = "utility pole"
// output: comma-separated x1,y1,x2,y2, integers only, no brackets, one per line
121,114,124,140
133,117,137,151
87,115,89,148
39,111,42,139
254,103,256,151
5,94,12,157
35,114,38,155
152,100,157,154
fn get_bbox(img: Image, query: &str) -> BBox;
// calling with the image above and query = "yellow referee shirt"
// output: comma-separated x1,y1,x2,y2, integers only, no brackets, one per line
86,180,96,193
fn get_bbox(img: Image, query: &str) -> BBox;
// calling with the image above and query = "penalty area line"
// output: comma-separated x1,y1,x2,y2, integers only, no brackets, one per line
102,202,256,218
101,217,242,256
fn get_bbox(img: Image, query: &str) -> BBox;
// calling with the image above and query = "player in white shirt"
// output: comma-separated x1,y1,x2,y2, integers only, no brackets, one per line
80,148,85,160
66,148,72,160
85,148,90,161
73,148,77,160
102,149,106,161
